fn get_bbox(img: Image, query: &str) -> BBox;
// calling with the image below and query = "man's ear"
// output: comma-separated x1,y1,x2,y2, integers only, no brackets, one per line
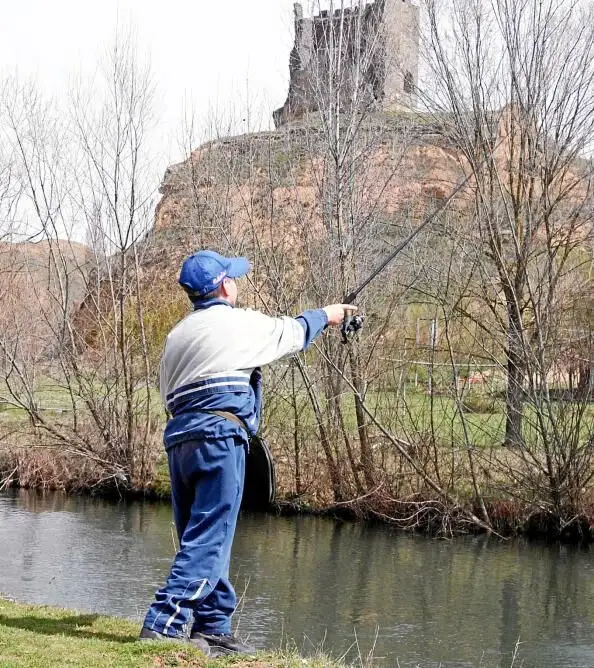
219,279,232,298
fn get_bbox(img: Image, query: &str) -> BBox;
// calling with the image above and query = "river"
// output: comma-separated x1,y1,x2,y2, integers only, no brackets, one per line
0,490,592,667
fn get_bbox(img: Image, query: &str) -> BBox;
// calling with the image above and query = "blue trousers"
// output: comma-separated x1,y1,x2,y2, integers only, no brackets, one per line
143,434,246,637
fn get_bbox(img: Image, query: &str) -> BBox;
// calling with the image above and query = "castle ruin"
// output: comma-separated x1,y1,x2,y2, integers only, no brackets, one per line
273,0,420,127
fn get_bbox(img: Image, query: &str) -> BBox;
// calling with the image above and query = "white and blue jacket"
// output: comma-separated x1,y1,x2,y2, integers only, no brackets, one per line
160,298,328,449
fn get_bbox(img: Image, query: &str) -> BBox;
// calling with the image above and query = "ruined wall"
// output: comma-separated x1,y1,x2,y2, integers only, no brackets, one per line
383,0,419,106
273,0,419,127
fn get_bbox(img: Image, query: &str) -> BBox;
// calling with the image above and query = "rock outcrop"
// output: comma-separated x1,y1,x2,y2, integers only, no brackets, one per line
0,240,91,359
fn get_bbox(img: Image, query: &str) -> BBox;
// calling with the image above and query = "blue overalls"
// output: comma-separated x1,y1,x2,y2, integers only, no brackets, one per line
142,299,327,638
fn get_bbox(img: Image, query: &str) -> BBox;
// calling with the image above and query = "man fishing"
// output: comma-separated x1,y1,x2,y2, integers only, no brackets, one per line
140,250,354,657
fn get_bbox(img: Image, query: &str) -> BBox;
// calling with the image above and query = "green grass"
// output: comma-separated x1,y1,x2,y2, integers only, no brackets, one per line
266,387,594,450
0,380,165,427
3,376,591,457
0,598,345,668
265,389,508,448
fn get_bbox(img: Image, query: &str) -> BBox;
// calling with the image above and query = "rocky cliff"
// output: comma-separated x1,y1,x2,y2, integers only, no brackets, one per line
0,239,91,360
147,115,468,288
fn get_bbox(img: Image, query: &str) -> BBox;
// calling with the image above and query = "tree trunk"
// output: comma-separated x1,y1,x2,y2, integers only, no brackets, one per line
505,305,525,447
348,345,375,489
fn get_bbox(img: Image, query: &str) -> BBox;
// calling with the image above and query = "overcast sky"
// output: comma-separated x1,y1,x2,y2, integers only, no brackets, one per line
0,0,317,165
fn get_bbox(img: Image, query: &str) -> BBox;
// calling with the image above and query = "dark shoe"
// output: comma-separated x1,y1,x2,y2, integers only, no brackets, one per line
190,631,256,656
188,635,212,654
139,626,210,655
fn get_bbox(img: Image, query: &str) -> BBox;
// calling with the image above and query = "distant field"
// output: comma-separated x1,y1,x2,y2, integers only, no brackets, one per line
2,380,592,450
266,387,593,450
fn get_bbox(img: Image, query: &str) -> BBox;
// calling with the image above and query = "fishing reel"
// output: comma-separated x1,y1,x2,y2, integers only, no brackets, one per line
341,310,365,344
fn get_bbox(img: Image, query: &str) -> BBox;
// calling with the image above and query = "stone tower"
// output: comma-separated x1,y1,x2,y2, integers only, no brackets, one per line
273,0,420,127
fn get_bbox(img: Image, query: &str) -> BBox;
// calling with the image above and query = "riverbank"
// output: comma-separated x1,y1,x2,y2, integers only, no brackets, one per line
1,446,593,544
0,598,346,667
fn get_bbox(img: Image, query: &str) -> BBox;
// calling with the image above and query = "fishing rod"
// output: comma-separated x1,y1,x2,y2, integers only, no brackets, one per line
340,168,475,343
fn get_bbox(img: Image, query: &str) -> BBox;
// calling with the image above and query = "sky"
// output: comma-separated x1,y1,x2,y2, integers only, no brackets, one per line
0,0,362,241
0,0,314,166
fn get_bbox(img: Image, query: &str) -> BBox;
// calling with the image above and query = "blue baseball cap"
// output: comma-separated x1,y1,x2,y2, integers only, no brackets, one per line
179,250,251,297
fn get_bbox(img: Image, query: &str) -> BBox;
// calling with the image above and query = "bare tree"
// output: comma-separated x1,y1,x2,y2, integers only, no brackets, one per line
419,0,594,523
0,34,161,491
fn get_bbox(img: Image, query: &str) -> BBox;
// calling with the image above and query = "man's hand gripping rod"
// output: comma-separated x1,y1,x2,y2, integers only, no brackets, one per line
340,169,475,343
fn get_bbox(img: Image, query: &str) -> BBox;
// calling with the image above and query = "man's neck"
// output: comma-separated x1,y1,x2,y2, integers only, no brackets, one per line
193,297,234,311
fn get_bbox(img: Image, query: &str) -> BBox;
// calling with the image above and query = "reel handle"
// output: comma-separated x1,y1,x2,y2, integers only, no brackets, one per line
341,307,357,344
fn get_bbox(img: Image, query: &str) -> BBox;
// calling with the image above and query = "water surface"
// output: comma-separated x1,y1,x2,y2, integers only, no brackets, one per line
0,490,592,667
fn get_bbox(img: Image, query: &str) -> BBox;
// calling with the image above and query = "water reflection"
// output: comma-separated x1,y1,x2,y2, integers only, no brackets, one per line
0,489,592,667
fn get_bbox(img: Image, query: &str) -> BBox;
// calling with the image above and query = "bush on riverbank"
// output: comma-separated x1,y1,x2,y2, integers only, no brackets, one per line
0,598,347,668
1,387,594,544
1,437,592,544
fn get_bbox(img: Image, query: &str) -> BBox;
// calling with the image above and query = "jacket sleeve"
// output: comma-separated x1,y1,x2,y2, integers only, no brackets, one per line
295,309,329,350
234,308,328,368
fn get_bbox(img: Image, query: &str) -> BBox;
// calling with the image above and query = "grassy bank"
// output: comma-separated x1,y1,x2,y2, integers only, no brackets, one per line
1,382,592,543
0,598,344,668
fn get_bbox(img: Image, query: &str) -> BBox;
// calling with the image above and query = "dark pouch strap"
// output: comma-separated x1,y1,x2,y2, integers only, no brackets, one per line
207,410,249,433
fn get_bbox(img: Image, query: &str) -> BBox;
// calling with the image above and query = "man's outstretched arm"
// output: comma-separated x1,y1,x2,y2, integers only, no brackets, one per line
234,304,356,369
